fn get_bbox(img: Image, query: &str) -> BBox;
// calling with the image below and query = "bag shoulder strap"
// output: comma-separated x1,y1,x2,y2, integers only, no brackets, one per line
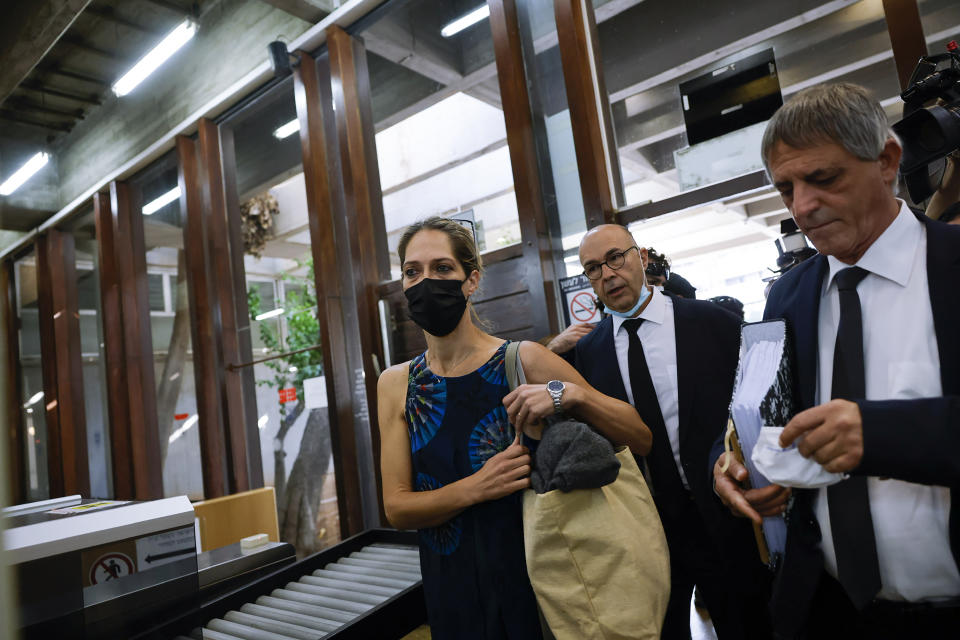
504,340,527,390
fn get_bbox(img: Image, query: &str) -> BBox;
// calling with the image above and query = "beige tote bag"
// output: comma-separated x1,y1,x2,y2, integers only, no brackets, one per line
506,341,670,640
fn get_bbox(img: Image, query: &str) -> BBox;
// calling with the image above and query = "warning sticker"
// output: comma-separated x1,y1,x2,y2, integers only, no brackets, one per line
278,387,297,403
49,500,129,515
135,526,196,571
82,539,138,587
559,275,600,328
90,552,135,585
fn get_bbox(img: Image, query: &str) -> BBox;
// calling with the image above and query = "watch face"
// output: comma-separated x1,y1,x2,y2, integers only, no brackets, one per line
547,380,564,393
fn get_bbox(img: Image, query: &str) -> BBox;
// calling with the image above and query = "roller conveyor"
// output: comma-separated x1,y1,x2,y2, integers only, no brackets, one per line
136,529,426,640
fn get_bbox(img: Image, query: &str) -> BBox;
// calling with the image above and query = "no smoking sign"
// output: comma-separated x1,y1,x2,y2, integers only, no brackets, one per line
559,275,600,328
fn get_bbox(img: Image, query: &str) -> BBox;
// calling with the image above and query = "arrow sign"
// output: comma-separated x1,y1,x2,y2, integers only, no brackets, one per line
143,547,194,564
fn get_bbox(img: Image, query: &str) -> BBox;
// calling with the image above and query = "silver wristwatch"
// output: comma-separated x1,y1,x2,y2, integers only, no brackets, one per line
546,380,565,415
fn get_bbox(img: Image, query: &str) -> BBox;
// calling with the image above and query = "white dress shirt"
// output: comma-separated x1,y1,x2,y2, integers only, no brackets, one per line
813,201,960,601
612,287,688,489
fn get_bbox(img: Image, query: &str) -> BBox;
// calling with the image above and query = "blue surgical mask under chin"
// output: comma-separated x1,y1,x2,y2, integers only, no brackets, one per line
605,285,651,319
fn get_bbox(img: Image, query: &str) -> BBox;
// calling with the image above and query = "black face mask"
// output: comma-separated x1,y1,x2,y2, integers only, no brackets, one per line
404,278,468,337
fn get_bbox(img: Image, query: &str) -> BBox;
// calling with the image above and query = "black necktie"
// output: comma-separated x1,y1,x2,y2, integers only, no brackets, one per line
826,266,881,609
622,319,686,518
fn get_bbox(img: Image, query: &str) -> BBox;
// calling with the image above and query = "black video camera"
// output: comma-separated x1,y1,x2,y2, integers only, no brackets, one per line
892,41,960,202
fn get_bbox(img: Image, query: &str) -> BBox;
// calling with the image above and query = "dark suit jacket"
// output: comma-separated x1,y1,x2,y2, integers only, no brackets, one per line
567,295,759,558
758,214,960,638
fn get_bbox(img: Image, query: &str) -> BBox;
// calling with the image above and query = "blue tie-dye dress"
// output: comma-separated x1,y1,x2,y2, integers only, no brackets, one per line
405,341,542,640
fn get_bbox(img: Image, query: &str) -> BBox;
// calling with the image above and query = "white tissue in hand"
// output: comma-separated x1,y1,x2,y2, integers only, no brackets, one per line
751,426,845,489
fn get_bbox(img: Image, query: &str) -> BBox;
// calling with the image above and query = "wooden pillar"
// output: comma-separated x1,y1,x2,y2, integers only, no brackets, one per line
489,0,563,337
109,180,163,500
217,122,264,489
93,191,134,499
555,0,623,226
177,135,228,499
34,236,63,497
1,260,25,505
882,0,928,91
327,26,389,528
293,50,367,536
45,229,90,497
197,118,255,493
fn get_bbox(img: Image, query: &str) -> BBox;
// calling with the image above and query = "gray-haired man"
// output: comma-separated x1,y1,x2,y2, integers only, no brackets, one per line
712,82,960,637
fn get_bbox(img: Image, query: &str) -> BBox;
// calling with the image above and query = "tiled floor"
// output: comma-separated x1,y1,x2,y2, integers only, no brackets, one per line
402,594,720,639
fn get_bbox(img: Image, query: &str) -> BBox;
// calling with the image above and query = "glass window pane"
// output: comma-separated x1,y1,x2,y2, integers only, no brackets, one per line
148,274,166,311
596,0,917,320
223,77,340,555
597,0,904,206
16,252,47,502
360,0,521,278
132,152,204,500
64,208,112,498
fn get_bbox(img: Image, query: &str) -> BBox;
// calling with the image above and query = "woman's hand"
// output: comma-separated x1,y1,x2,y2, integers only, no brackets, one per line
503,382,583,436
468,441,532,502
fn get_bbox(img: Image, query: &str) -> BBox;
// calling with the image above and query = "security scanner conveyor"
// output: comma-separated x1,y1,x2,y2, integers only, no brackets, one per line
134,529,426,640
3,496,304,639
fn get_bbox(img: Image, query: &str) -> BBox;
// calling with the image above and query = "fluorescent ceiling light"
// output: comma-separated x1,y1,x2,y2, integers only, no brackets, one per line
274,119,300,139
113,19,197,97
441,5,490,37
169,414,199,444
0,153,49,196
142,186,181,215
255,307,284,321
23,391,44,408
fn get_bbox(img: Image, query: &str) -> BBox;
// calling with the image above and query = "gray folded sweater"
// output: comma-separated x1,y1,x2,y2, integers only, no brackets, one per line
531,419,621,494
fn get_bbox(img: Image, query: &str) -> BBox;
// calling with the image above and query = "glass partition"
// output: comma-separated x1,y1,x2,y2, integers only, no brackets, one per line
358,0,522,278
15,250,47,502
64,208,112,498
593,0,926,320
130,152,204,500
222,76,340,555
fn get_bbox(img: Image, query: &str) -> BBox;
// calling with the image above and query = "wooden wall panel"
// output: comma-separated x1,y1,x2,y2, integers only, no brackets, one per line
294,50,366,536
1,260,25,504
328,26,390,528
197,118,252,494
34,236,63,497
219,124,264,489
93,191,135,500
45,230,90,497
555,0,622,225
110,180,163,500
177,135,228,500
882,0,928,91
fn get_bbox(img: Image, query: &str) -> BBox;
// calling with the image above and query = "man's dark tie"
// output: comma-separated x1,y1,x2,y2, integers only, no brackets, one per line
622,318,686,519
827,266,881,609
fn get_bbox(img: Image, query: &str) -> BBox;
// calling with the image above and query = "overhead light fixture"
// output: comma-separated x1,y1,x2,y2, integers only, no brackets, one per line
273,119,300,139
441,5,490,37
142,186,181,215
255,307,284,321
23,391,44,409
169,414,199,444
0,152,49,196
113,19,198,97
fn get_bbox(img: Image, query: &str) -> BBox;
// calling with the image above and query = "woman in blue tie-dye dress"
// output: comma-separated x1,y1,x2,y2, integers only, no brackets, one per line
376,217,651,639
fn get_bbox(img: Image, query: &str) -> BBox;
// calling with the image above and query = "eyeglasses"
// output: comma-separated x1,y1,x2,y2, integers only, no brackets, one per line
583,246,640,280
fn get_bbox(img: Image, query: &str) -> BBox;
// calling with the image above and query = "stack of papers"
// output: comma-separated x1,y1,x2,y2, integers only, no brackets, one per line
729,320,793,565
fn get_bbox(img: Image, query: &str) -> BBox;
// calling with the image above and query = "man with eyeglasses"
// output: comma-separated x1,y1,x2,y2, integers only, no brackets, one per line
549,224,771,640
